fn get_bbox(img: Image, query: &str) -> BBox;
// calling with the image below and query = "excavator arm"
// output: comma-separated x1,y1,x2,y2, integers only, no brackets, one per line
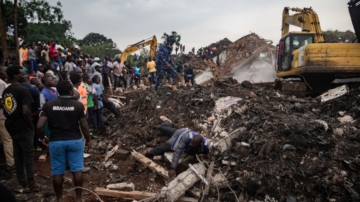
282,7,324,42
120,35,157,62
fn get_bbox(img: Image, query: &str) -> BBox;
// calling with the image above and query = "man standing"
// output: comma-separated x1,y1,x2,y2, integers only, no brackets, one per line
102,56,111,89
145,118,210,178
2,65,35,191
155,36,178,91
41,46,50,63
37,80,92,202
84,59,94,78
0,66,14,170
92,65,103,90
29,44,38,73
19,44,29,66
111,59,126,91
63,56,73,81
146,57,156,85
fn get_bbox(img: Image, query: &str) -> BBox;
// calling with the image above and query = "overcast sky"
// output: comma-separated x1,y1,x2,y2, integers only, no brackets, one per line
49,0,354,52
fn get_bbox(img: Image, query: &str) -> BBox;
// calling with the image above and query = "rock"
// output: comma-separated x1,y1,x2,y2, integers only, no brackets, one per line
97,141,107,150
111,165,119,171
286,197,297,202
113,149,130,161
334,128,344,136
338,111,346,116
104,161,112,168
236,142,250,147
280,144,296,153
222,160,229,165
241,80,253,89
337,115,353,123
208,116,216,121
106,182,135,191
315,120,329,131
219,131,229,138
133,85,138,90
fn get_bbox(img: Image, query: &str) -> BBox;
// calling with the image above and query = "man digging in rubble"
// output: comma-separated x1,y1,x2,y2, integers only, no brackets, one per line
145,116,210,178
154,36,178,91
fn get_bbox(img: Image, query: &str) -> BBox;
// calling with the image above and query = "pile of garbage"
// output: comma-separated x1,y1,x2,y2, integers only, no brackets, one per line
89,77,360,202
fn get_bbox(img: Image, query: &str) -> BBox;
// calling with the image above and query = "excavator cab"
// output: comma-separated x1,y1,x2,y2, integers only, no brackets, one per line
277,32,314,72
348,0,360,42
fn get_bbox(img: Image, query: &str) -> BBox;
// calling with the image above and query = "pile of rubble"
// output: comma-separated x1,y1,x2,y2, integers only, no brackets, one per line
95,79,360,201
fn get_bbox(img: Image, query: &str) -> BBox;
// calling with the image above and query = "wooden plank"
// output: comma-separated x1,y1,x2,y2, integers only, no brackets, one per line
94,188,197,202
105,145,119,162
131,150,170,180
203,161,214,195
94,188,155,200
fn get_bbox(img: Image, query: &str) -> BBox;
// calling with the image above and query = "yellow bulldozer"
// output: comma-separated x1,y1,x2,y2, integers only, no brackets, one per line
275,1,360,96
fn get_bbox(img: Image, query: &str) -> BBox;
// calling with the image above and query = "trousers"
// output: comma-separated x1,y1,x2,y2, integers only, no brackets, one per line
102,73,109,88
154,66,177,90
11,129,35,183
29,59,37,73
145,121,178,158
0,120,14,166
92,108,104,129
149,72,156,84
113,75,127,90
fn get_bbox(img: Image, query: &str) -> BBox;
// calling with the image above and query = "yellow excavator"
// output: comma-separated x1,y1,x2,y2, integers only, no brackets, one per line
275,2,360,96
118,35,157,62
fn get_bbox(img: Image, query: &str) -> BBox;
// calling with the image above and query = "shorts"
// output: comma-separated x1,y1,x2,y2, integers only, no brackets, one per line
49,138,84,175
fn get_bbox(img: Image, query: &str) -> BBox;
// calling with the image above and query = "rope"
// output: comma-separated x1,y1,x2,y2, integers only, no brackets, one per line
66,187,103,202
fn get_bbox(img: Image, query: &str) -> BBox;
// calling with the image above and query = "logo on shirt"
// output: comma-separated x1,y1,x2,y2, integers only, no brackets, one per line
53,106,75,111
3,93,17,115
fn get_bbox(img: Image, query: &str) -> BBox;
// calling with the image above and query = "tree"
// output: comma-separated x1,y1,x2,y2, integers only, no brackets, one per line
20,0,74,45
161,31,181,46
0,0,73,64
78,33,121,59
323,29,356,42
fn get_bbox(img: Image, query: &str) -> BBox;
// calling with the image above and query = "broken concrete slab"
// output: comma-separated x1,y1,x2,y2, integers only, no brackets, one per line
160,163,206,202
195,69,213,85
211,127,247,155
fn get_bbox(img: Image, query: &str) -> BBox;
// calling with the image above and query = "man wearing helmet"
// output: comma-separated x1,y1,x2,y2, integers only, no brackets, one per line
154,36,178,91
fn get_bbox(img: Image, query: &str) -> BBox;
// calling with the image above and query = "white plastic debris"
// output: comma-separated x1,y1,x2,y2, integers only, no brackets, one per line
319,85,349,103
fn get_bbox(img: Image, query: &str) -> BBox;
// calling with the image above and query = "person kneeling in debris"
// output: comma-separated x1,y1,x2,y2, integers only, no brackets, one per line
145,119,210,178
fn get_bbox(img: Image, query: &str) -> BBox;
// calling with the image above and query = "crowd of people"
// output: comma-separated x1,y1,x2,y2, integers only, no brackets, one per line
197,46,217,61
0,36,201,201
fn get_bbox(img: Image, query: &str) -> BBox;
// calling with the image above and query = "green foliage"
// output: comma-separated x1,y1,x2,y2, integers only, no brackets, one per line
78,33,121,59
80,44,121,59
25,22,75,45
16,0,74,45
323,29,357,42
78,33,114,47
1,1,28,36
